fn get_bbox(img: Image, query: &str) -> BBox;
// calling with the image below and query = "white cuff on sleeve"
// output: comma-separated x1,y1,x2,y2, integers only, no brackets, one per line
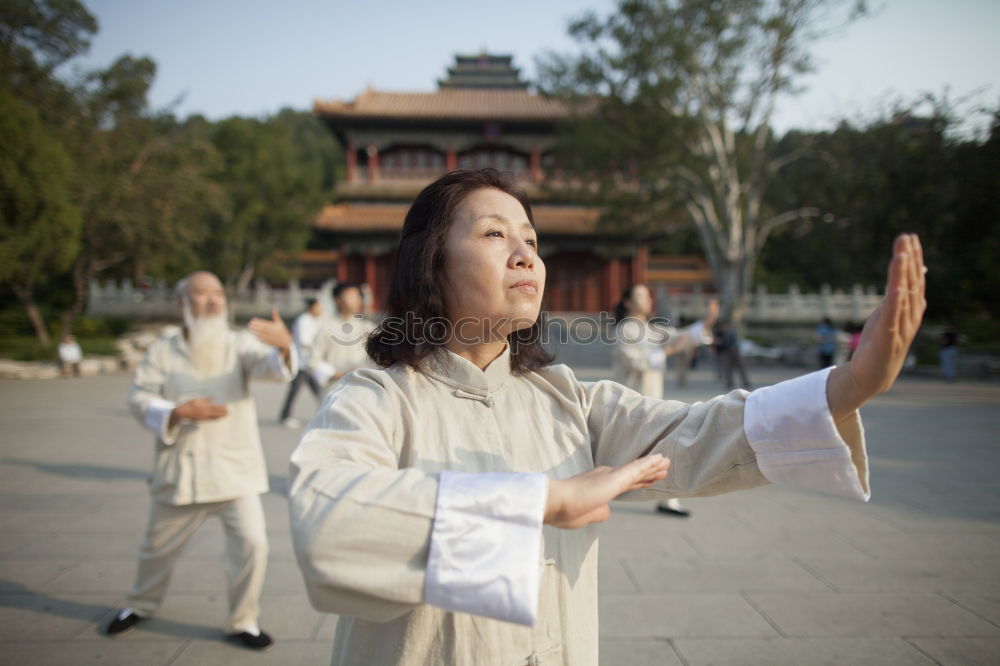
686,321,714,346
268,345,298,381
424,471,548,626
145,398,179,445
744,367,869,501
311,361,336,387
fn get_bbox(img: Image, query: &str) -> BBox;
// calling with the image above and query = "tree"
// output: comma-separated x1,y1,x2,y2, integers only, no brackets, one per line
761,100,1000,329
538,0,867,324
200,113,333,295
0,0,96,98
55,55,227,335
0,91,81,345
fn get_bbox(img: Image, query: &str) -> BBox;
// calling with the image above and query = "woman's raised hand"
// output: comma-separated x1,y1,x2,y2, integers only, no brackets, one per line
544,454,671,529
827,233,927,421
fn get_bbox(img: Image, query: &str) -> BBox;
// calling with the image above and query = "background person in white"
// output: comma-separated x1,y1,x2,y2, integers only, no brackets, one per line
613,287,719,517
308,282,376,388
289,169,926,665
279,298,324,427
57,333,83,377
106,271,296,650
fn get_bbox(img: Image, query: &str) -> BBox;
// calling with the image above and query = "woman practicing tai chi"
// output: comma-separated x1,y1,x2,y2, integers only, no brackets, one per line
612,286,719,517
289,168,926,666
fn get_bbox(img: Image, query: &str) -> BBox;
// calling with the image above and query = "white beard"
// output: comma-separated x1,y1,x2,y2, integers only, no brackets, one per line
183,301,229,378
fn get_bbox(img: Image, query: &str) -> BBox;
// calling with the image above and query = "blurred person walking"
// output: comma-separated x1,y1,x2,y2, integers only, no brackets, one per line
279,298,324,428
716,320,752,391
939,323,959,382
816,317,838,368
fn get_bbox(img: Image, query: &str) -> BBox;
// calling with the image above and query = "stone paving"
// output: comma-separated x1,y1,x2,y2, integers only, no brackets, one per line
0,363,998,665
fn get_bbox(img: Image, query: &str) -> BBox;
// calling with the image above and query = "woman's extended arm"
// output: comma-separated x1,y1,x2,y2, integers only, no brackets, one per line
289,371,670,628
827,234,926,422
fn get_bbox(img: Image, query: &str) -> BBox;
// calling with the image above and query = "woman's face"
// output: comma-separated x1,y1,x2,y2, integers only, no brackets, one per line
441,187,546,340
627,285,653,317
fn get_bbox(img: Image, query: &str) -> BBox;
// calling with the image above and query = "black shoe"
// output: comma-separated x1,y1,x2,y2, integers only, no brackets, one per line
656,500,691,518
105,609,144,636
227,629,274,650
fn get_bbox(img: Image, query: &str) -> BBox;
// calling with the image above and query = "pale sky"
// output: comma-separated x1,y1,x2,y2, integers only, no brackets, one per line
76,0,999,134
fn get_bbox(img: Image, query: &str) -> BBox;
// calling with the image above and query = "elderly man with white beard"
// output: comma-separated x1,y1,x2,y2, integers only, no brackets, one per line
105,271,295,650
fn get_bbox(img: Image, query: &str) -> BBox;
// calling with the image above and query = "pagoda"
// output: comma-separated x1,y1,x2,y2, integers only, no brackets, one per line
307,53,710,312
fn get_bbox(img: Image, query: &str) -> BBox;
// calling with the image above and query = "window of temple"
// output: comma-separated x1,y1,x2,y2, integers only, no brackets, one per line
457,146,529,177
379,145,446,179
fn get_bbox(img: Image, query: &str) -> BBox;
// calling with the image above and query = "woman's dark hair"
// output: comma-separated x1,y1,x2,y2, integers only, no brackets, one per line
613,284,643,324
366,168,554,374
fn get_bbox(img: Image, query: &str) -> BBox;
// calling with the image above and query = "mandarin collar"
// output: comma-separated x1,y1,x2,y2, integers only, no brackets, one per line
422,346,512,396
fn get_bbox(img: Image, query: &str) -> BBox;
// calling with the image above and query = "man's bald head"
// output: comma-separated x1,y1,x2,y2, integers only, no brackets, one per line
176,271,226,319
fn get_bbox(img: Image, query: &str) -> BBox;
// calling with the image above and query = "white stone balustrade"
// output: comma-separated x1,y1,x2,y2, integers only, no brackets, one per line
87,278,880,324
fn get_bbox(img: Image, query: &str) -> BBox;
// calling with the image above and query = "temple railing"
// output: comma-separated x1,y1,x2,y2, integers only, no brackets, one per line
87,279,880,324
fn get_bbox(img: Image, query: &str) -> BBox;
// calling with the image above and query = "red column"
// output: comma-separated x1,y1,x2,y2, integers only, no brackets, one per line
367,145,379,183
530,147,542,182
634,246,648,285
346,140,356,183
364,250,376,302
336,253,348,283
606,257,621,310
446,147,457,172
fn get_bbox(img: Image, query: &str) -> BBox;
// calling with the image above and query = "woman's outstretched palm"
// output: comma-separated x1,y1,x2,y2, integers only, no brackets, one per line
545,454,670,529
829,234,928,419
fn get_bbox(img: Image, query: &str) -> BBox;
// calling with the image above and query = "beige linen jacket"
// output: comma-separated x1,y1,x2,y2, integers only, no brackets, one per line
308,314,378,386
127,329,295,505
613,318,671,397
613,319,711,398
289,348,866,666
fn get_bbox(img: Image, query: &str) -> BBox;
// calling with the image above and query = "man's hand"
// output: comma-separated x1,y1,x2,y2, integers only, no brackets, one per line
249,308,293,359
827,233,927,421
545,454,671,529
169,397,228,428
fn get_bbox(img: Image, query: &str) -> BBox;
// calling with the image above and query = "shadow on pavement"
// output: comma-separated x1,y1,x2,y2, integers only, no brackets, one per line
0,578,223,641
0,458,149,482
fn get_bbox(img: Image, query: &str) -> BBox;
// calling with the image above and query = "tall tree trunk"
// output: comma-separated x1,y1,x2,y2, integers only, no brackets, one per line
708,253,755,331
11,283,51,347
714,260,741,326
235,263,255,296
60,259,93,339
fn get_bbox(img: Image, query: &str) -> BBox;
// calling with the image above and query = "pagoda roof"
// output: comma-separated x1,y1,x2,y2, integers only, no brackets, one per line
439,53,527,89
313,88,570,122
314,202,601,235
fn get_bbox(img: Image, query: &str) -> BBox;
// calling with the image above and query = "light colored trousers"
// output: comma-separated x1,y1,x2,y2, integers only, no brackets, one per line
126,494,268,633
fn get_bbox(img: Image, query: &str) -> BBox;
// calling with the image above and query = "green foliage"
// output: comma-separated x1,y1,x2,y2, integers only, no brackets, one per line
1,2,341,341
199,112,333,290
0,334,118,361
0,0,97,96
65,316,131,338
761,104,1000,323
0,90,81,288
0,336,58,361
66,54,225,282
0,307,32,337
538,0,869,323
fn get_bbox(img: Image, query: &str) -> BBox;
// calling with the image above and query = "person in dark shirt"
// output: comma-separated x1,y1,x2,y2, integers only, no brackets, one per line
715,320,751,390
939,324,959,382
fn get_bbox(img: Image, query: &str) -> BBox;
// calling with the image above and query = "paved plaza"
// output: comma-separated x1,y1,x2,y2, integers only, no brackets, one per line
0,363,998,665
